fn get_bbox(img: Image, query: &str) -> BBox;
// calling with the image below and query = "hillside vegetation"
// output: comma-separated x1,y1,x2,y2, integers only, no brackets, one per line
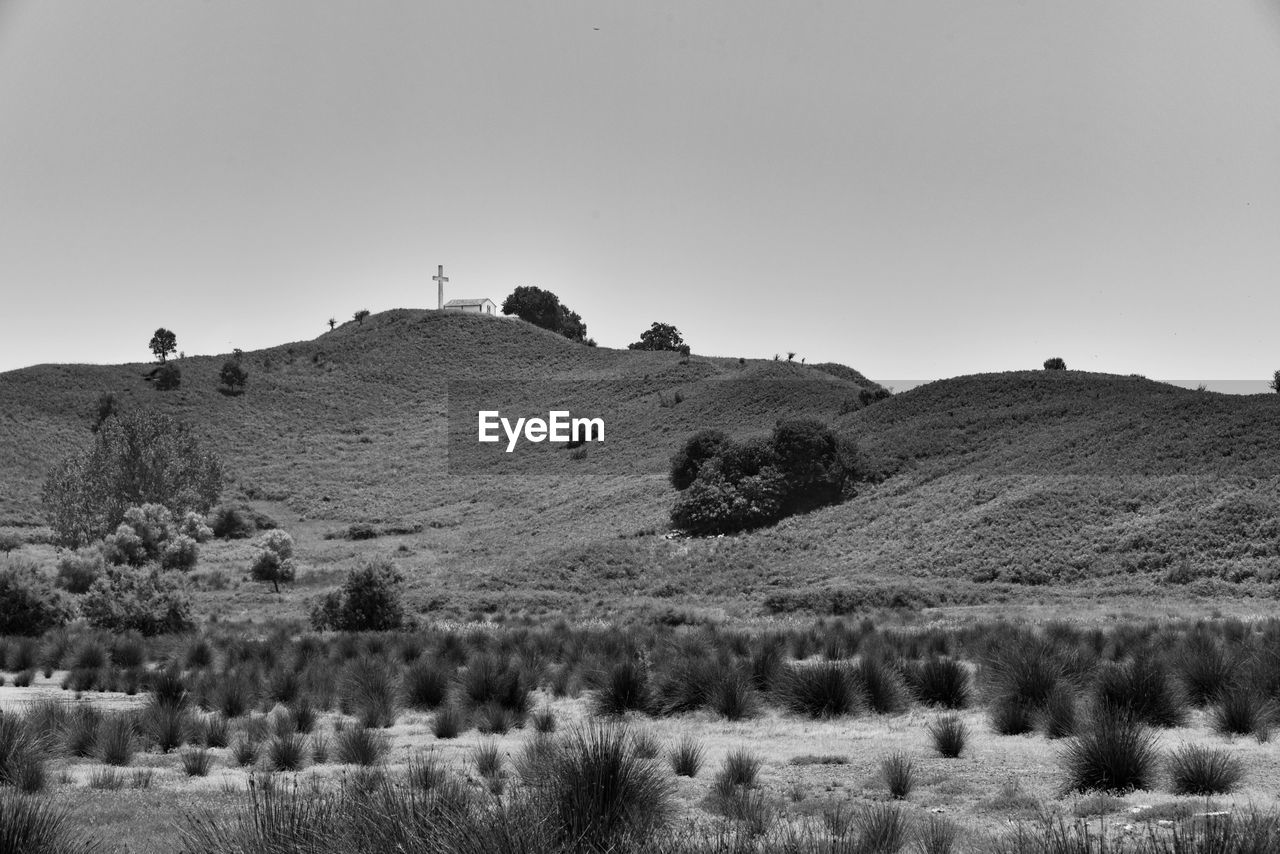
1,311,1277,620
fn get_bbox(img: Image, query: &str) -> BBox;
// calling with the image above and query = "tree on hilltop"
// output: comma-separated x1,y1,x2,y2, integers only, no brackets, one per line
1044,357,1067,371
354,309,370,325
1271,370,1279,393
149,328,177,363
629,322,685,352
501,286,590,343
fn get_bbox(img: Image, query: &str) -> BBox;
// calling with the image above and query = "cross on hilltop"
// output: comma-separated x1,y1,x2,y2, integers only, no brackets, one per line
433,264,449,310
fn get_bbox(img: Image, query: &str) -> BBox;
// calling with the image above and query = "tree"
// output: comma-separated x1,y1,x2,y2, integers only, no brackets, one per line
42,409,224,547
149,328,177,362
0,560,73,635
628,322,685,352
328,318,336,330
1271,370,1280,393
354,309,371,325
669,429,731,490
1044,357,1067,371
91,392,119,433
501,286,590,343
249,530,297,593
219,360,247,395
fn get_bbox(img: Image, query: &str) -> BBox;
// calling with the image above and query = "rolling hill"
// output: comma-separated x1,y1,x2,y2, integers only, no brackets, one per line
2,310,1277,621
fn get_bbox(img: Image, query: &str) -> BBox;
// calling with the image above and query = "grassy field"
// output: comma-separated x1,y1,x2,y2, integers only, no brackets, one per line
1,309,1278,623
4,617,1280,852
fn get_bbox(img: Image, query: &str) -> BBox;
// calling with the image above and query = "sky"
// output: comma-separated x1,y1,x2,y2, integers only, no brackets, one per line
2,0,1278,383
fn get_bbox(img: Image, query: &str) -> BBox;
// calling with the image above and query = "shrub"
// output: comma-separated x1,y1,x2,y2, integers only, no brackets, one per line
708,671,759,721
208,504,274,540
231,738,258,767
160,535,199,572
535,724,673,851
335,727,388,766
929,714,968,758
669,429,730,491
1044,357,1067,370
475,702,516,734
154,362,181,391
1062,714,1161,793
177,511,214,543
309,558,406,632
140,701,190,752
472,738,503,779
669,735,704,777
1168,744,1244,795
775,662,863,717
55,549,103,594
531,706,556,734
881,751,915,799
0,713,47,790
80,567,194,635
248,530,296,593
42,410,223,548
0,532,21,554
1093,657,1187,728
0,561,73,635
854,803,908,853
986,641,1073,710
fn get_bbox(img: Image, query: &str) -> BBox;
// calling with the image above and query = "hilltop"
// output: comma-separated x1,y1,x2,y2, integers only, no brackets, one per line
2,311,1277,621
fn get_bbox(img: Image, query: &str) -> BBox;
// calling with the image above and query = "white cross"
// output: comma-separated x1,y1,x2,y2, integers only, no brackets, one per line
434,264,449,309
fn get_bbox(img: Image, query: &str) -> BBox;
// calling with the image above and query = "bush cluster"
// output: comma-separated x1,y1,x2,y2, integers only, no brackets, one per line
310,558,407,631
669,419,863,534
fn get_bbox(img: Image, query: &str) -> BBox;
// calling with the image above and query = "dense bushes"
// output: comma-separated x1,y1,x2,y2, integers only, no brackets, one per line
670,419,868,535
0,560,73,635
101,504,201,571
310,558,406,631
42,409,223,547
80,567,194,635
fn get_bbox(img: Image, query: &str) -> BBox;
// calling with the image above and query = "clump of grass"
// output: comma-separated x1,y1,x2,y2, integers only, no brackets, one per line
231,738,258,768
335,727,388,766
536,723,673,852
928,714,968,758
669,735,704,777
881,751,915,799
1042,683,1079,739
0,716,48,794
718,749,761,788
1211,685,1271,739
789,754,849,766
432,704,465,739
855,656,910,714
590,658,653,717
407,751,448,791
1167,744,1244,795
908,657,970,709
181,746,213,777
472,738,503,779
264,733,309,772
1062,714,1161,793
0,789,99,852
311,735,330,765
203,714,230,748
708,671,759,721
12,670,35,688
88,767,125,790
403,659,452,710
530,706,556,734
474,701,516,735
129,767,154,789
1093,657,1188,728
1178,636,1235,707
95,714,136,766
915,814,959,854
215,671,257,719
775,662,863,718
342,661,401,729
140,700,189,752
629,729,661,760
990,697,1036,736
63,705,103,758
854,802,907,853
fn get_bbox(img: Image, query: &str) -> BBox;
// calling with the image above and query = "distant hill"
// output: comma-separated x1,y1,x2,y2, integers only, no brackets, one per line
2,313,1277,620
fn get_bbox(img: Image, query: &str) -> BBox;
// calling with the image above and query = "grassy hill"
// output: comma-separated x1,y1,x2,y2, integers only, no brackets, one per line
2,312,1277,621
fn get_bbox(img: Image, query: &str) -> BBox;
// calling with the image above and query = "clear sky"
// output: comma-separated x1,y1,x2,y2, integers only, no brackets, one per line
2,1,1278,381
